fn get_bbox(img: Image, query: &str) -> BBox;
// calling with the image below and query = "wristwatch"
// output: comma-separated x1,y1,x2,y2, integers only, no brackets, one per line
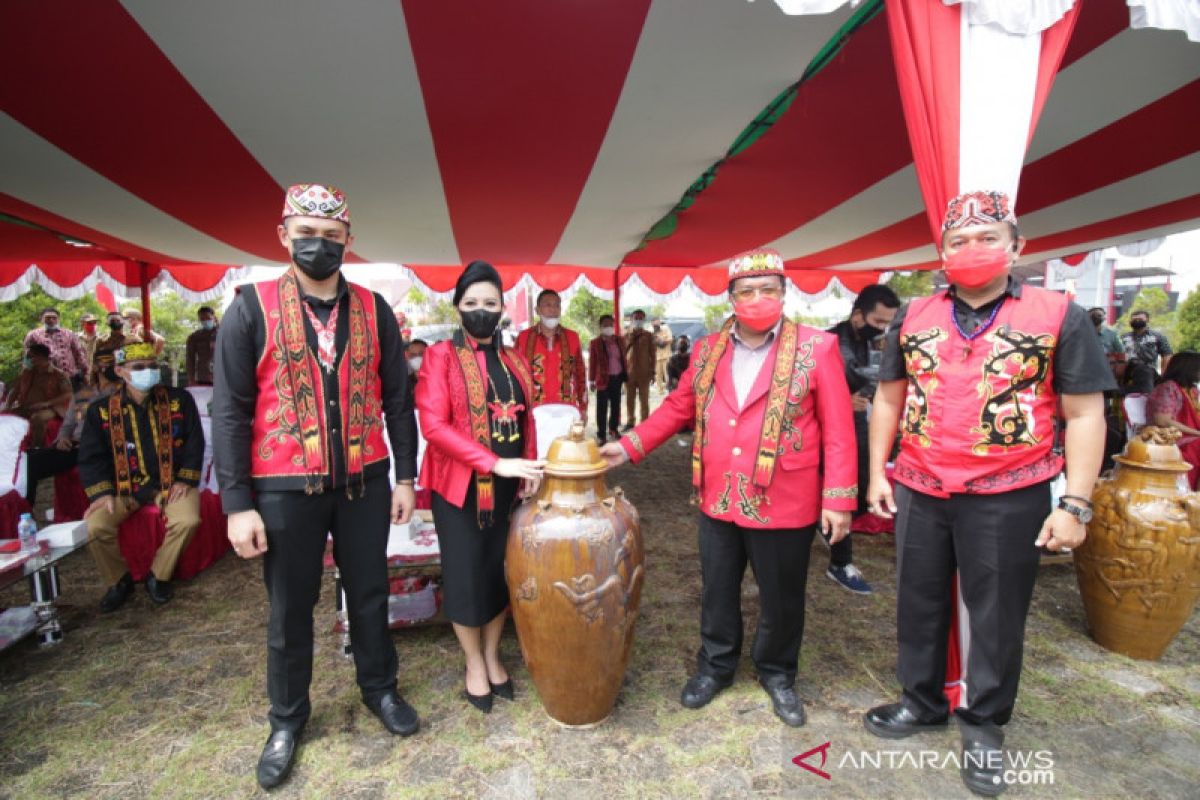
1057,497,1093,524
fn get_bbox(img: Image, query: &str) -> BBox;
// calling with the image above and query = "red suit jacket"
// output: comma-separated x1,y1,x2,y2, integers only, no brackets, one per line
515,325,587,414
588,334,628,390
619,325,857,529
415,340,537,508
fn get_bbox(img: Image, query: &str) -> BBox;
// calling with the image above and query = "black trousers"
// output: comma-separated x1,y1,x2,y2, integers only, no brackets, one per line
893,481,1047,738
595,375,624,436
24,446,78,503
697,514,817,686
825,410,870,567
257,475,397,732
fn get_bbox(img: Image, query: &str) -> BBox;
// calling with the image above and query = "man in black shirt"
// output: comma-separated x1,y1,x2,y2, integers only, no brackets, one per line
79,342,204,611
863,191,1113,796
213,185,420,790
825,284,900,595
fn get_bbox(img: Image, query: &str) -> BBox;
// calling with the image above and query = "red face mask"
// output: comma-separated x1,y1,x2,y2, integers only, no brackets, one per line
733,296,783,332
942,246,1011,290
82,322,97,335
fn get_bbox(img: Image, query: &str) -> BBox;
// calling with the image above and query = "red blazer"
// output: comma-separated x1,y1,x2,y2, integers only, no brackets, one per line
415,339,537,508
588,334,628,391
619,325,857,529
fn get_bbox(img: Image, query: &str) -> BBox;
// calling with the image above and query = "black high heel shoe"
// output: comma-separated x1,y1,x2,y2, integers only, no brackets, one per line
490,679,514,701
464,686,493,714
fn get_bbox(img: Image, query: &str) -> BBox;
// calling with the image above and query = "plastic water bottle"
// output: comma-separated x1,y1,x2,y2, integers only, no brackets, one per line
17,513,38,553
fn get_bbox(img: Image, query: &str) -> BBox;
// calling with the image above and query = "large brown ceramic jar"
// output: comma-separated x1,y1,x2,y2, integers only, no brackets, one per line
1074,426,1200,660
505,421,644,726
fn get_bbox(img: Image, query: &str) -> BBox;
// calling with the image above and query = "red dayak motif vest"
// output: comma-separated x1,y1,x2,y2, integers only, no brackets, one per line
250,280,388,482
894,286,1069,497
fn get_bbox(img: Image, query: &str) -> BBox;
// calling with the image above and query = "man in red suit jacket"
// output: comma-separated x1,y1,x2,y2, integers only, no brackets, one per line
600,248,857,728
515,290,587,416
588,314,628,444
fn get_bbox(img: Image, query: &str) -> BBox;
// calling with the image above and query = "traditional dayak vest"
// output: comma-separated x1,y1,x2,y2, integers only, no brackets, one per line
894,286,1069,497
523,327,579,407
249,275,388,492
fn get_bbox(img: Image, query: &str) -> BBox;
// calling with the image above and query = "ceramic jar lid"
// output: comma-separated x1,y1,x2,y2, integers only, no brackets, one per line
1114,426,1192,473
544,421,609,479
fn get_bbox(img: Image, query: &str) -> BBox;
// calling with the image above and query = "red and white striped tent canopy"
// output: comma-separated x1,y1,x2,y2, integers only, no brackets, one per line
1,0,1197,302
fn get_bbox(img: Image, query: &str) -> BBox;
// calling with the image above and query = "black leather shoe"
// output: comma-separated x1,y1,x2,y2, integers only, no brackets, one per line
490,679,514,701
961,738,1006,796
863,702,948,739
621,423,634,432
99,573,134,613
366,691,420,735
256,729,299,790
145,572,173,606
761,681,806,728
680,674,731,709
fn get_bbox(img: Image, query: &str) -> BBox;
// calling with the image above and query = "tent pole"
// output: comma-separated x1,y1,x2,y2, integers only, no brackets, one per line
613,267,622,333
139,261,153,333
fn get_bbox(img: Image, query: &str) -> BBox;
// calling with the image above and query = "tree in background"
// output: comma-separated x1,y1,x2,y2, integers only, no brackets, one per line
1174,289,1200,351
122,292,209,377
703,301,732,333
885,270,935,300
562,287,613,344
0,285,106,386
1114,286,1179,348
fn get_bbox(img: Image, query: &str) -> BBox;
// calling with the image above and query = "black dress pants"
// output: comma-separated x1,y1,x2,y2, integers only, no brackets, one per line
697,513,817,687
893,480,1047,738
24,446,78,503
826,409,869,568
257,475,397,732
595,375,624,436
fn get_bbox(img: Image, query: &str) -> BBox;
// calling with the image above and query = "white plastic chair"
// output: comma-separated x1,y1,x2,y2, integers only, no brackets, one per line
1123,393,1148,441
532,404,583,460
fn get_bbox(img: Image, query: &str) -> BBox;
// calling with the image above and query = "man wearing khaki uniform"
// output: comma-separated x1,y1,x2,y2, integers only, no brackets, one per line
79,342,205,612
652,318,673,393
624,309,657,428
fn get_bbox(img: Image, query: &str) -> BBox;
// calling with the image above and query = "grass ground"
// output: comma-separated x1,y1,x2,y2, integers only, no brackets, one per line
1,407,1197,799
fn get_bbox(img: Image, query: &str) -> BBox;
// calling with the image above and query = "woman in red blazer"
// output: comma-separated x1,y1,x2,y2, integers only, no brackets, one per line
415,261,544,714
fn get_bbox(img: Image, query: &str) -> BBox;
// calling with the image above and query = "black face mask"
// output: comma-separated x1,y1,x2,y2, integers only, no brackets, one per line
109,320,124,331
1090,314,1105,327
858,322,884,341
1130,319,1148,331
461,309,502,340
291,237,345,281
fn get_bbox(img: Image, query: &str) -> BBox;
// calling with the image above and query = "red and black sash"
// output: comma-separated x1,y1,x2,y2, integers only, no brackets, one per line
524,325,575,404
453,330,534,525
108,385,173,505
277,270,371,495
692,318,798,496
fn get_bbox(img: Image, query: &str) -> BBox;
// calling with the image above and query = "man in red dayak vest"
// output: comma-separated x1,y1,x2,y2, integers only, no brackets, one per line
213,184,420,790
515,289,587,417
600,248,857,728
863,191,1113,797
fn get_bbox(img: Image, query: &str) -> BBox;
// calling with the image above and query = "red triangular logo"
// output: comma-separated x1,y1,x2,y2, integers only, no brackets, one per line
792,741,832,781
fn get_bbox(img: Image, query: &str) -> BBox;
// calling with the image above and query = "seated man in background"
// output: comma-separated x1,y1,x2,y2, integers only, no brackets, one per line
78,343,204,611
3,343,73,446
24,381,107,505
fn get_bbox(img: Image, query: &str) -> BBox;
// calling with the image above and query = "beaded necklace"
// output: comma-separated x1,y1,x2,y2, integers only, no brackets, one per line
951,296,1005,359
486,352,524,443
